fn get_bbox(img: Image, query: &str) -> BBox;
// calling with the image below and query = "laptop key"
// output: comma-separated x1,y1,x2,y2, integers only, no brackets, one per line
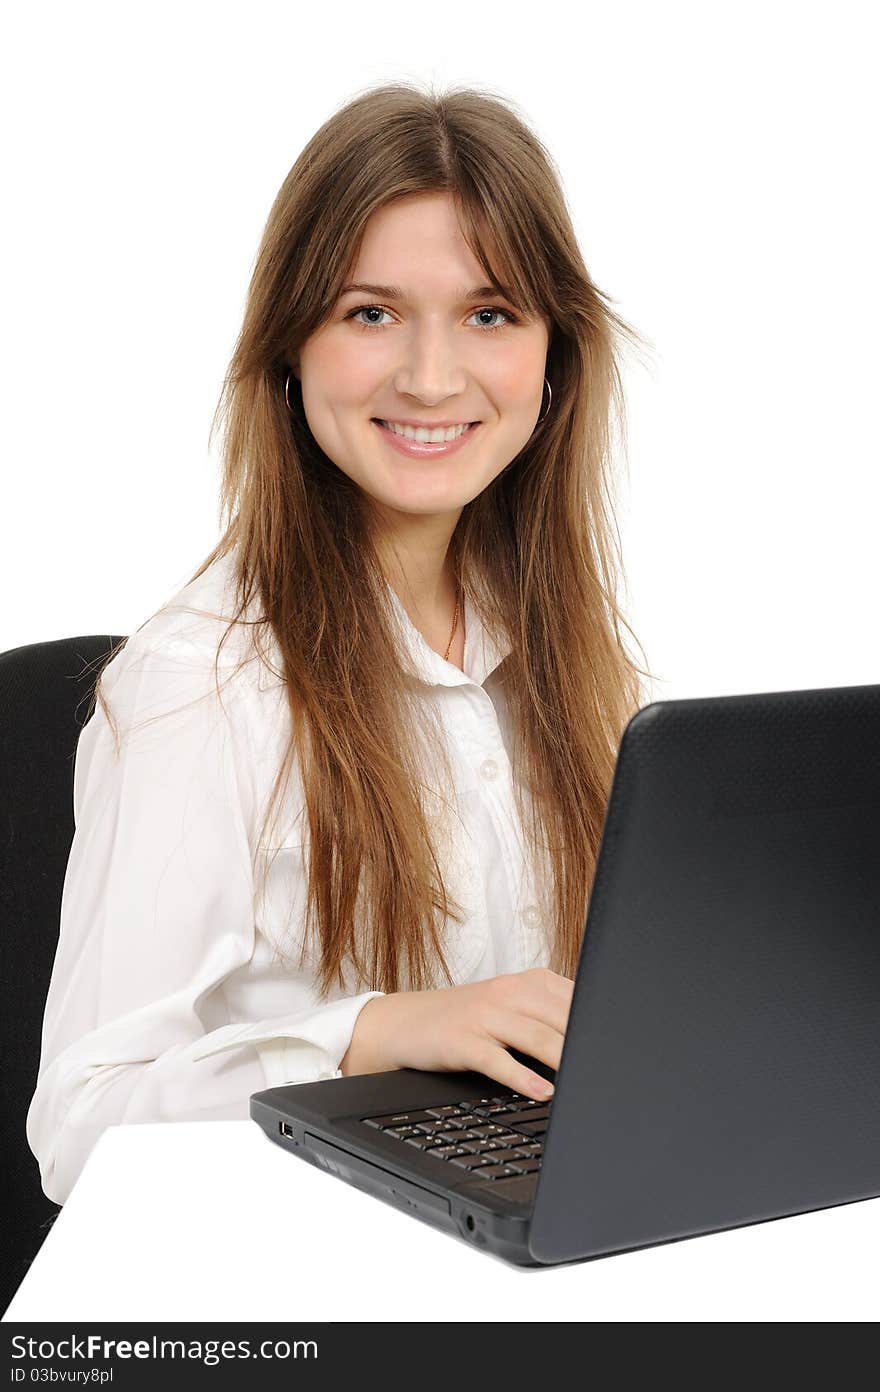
449,1155,493,1170
476,1164,523,1180
362,1110,441,1129
511,1120,547,1137
425,1106,468,1118
485,1148,532,1164
499,1108,551,1128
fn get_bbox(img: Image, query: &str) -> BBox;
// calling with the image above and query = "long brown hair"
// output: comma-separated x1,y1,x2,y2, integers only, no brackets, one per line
96,80,654,999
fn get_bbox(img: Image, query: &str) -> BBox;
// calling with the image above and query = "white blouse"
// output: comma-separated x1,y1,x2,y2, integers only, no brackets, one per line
27,547,552,1204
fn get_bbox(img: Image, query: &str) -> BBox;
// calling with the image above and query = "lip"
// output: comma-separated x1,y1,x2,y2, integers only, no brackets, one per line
376,417,477,429
372,419,481,458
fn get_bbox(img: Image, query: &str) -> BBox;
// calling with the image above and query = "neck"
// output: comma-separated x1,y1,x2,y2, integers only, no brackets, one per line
371,506,462,631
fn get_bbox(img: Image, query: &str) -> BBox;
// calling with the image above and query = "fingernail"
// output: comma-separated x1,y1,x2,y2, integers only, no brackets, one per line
538,1082,554,1099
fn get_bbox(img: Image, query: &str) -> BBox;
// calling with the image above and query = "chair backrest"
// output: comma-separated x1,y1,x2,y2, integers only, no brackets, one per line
0,634,125,1314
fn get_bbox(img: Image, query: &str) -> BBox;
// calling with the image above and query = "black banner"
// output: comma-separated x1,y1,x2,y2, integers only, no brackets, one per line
3,1326,561,1385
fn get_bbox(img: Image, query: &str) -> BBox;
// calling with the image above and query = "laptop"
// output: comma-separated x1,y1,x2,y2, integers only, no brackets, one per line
250,682,880,1267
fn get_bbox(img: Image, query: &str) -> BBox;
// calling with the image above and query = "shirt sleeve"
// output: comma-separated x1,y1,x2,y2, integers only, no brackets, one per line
26,631,383,1205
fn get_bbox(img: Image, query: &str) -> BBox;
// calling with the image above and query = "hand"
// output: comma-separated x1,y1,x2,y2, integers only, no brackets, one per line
339,968,573,1101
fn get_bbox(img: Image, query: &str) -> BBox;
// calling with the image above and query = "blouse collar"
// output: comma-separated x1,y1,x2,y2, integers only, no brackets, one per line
385,582,512,690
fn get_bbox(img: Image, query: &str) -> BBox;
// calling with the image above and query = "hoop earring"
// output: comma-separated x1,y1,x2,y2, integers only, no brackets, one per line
537,376,552,424
537,375,551,423
284,370,294,413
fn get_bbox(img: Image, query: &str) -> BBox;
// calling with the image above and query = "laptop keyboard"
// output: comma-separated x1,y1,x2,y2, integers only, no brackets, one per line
362,1090,549,1182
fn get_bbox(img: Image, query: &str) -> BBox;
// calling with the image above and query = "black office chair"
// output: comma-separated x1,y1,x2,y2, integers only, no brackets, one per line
0,633,125,1315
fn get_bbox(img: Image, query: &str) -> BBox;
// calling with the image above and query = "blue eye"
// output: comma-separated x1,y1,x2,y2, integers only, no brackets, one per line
349,305,394,329
468,307,516,331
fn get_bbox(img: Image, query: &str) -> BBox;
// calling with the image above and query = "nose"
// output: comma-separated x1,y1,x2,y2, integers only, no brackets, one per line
391,320,470,403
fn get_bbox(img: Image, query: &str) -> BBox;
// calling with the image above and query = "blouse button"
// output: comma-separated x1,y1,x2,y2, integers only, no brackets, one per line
523,905,541,928
479,758,499,781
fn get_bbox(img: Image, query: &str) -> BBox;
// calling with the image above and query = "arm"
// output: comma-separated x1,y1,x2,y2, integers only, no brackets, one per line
26,632,382,1205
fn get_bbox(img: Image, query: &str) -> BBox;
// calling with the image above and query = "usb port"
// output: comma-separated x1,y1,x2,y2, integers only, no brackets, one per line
279,1121,294,1138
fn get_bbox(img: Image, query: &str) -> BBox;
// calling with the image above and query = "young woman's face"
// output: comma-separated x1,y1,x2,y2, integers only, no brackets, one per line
292,192,551,525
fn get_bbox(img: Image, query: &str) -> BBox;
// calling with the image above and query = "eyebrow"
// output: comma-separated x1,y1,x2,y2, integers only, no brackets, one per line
339,281,511,302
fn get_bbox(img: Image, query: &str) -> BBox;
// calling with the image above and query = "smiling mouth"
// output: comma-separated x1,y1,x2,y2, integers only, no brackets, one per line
370,418,482,456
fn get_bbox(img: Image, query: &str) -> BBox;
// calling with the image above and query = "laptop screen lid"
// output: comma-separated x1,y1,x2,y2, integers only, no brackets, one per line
530,682,880,1264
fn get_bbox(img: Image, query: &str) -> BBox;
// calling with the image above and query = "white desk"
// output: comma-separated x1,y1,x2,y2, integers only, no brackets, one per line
4,1121,878,1322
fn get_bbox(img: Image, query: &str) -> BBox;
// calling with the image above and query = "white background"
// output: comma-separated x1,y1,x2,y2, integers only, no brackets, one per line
3,1,877,702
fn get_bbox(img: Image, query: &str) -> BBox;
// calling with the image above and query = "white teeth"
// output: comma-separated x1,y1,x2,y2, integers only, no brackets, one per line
380,420,471,443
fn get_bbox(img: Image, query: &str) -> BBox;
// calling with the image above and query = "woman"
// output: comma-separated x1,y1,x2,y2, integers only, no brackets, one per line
27,81,651,1205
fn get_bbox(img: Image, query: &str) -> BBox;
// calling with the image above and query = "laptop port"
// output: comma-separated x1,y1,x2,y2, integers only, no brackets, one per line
279,1121,294,1138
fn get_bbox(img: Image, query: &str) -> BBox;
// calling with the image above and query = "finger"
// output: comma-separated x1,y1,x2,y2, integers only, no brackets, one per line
489,1011,567,1075
473,1041,556,1102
